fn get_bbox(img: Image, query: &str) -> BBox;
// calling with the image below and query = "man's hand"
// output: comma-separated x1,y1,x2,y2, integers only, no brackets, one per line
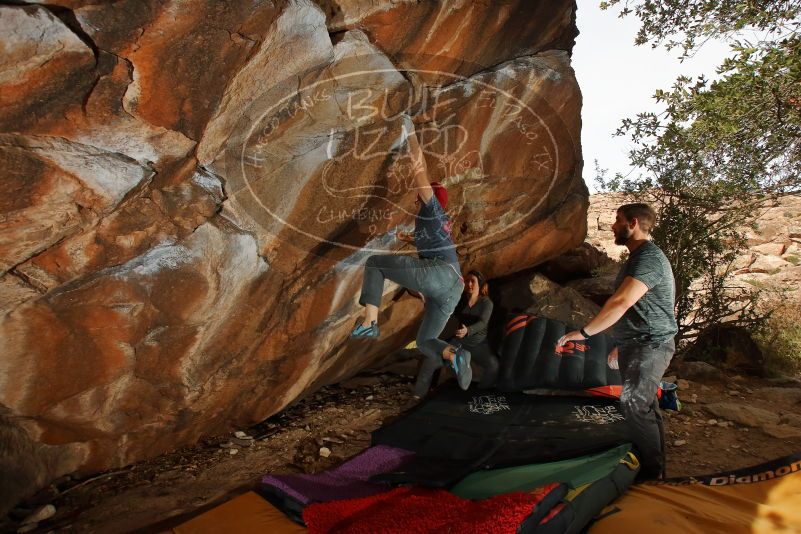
442,344,456,362
607,347,619,370
556,330,585,353
454,324,468,338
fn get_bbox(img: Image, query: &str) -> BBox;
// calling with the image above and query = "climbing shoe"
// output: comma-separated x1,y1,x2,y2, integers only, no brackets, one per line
351,320,380,339
451,346,473,390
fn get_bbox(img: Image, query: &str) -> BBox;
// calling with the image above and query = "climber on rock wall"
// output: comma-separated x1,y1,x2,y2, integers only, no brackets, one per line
350,121,472,400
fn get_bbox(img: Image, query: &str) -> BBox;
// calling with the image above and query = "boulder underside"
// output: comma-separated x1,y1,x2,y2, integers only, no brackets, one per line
0,0,586,508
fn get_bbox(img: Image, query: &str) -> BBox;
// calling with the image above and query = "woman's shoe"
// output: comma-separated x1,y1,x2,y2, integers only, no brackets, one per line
451,347,473,390
351,320,380,339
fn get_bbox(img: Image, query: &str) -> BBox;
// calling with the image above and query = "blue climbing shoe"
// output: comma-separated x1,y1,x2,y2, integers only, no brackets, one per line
451,347,473,390
351,319,380,339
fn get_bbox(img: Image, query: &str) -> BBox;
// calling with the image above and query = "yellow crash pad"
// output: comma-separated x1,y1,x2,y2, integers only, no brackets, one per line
169,491,307,534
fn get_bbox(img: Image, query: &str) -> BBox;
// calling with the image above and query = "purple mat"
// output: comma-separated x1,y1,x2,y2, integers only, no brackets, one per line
260,445,414,504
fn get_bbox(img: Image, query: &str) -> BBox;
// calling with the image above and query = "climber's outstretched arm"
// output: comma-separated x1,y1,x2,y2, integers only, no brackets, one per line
406,129,433,204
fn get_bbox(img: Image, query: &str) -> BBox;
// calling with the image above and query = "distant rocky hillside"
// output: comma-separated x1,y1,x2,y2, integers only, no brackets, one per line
586,193,801,292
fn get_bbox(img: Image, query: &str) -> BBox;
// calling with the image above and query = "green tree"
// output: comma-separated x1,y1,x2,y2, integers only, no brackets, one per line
596,1,800,341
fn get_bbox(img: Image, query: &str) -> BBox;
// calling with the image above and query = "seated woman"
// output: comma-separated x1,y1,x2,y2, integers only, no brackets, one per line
350,127,472,397
401,271,497,406
447,270,499,389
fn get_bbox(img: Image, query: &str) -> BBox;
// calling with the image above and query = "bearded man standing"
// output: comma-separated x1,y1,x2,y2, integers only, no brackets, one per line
557,203,678,479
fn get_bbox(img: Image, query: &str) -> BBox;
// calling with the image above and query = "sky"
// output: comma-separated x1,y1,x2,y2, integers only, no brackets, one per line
572,1,732,191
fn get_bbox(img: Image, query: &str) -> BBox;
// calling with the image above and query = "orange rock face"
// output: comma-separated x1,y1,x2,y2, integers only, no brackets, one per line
0,0,586,509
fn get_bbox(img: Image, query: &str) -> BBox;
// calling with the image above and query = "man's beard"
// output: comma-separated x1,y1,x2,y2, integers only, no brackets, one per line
614,227,632,246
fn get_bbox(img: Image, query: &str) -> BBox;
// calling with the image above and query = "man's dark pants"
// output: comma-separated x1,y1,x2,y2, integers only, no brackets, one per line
617,338,675,478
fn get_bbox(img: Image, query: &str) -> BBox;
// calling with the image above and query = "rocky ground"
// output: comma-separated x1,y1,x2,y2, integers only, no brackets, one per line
4,354,801,534
5,193,801,533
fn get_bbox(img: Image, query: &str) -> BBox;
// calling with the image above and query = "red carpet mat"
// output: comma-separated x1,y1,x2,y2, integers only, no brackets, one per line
303,482,563,534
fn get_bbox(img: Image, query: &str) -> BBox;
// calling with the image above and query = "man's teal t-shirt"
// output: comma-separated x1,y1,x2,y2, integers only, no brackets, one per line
614,240,678,345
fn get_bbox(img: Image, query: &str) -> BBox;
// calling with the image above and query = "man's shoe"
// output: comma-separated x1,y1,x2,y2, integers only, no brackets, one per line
350,320,380,339
451,347,473,390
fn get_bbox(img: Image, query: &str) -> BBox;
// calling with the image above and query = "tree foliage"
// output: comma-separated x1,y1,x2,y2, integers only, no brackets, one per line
596,1,801,341
600,0,801,54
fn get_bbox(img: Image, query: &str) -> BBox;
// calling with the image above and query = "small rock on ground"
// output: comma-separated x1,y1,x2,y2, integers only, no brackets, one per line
705,402,780,427
762,424,801,439
21,505,56,526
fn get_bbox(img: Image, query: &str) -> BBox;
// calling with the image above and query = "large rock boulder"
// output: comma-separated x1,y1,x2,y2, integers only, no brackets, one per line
565,274,619,306
494,272,600,329
0,0,586,510
686,324,765,376
538,242,616,284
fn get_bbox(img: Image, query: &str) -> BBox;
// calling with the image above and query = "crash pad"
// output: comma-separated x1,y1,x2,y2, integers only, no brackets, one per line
589,452,801,534
169,491,307,534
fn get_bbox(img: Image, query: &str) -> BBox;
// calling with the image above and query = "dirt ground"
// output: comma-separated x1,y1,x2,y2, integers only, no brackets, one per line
4,356,801,534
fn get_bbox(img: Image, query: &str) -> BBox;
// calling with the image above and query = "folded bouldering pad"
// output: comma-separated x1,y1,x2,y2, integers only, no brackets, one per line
498,315,621,392
451,443,633,499
371,382,630,487
521,449,640,534
589,452,801,534
258,445,413,522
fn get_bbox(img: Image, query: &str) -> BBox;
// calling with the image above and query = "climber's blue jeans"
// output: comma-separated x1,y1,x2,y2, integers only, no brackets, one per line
618,338,675,478
359,254,463,396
